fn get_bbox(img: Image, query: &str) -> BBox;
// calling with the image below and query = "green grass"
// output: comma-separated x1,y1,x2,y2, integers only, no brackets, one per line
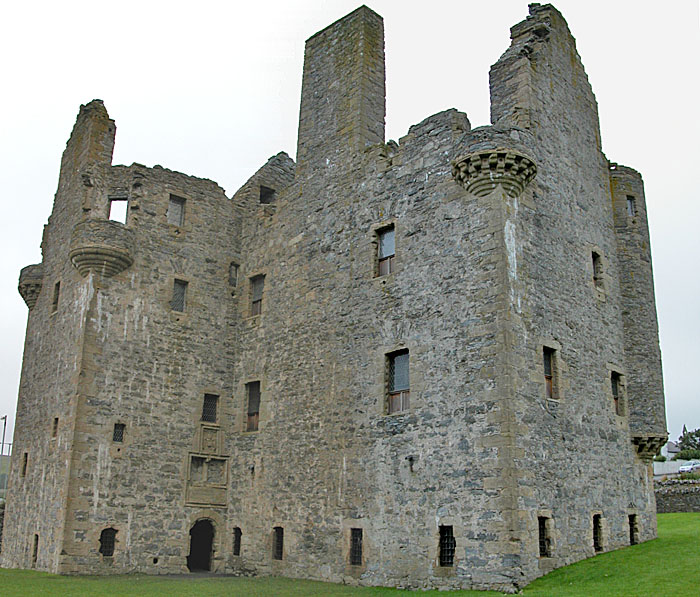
1,513,697,596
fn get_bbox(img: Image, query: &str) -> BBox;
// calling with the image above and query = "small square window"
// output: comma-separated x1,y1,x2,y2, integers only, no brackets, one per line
260,186,276,204
108,198,128,224
387,349,410,414
113,423,125,443
273,526,284,560
167,194,186,226
377,225,395,276
171,279,188,312
202,394,218,423
350,528,363,566
626,195,637,217
246,381,261,431
439,525,456,567
250,275,265,316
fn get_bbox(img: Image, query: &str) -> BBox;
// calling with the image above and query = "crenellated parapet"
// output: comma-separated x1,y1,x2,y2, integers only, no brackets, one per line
18,263,44,309
452,149,537,198
69,219,134,278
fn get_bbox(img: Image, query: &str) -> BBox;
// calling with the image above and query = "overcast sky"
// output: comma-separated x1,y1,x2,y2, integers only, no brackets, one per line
0,0,698,448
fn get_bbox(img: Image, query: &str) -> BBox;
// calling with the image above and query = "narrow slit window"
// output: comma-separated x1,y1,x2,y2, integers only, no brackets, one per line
113,423,125,443
611,372,622,415
171,279,188,312
377,225,395,276
108,198,128,224
246,381,261,432
202,394,218,423
52,281,60,313
626,195,637,217
32,534,39,567
350,528,363,566
229,262,239,287
387,349,410,414
593,515,603,552
233,527,242,556
273,526,284,560
21,452,28,477
259,185,276,204
628,514,639,545
439,525,456,567
592,252,603,289
543,347,556,400
52,417,59,438
538,516,551,557
167,194,185,226
250,275,265,316
99,528,117,557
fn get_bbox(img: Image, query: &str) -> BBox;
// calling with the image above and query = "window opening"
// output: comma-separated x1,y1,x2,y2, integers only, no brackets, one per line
21,452,28,477
611,372,622,415
52,281,60,313
439,525,456,567
52,417,59,438
626,195,637,217
592,252,603,289
171,279,188,312
246,381,261,431
628,514,639,545
387,349,410,414
538,517,552,557
250,275,264,316
32,534,39,567
377,225,395,276
233,527,242,556
273,526,284,560
543,347,556,400
108,198,128,224
168,194,186,226
593,515,603,552
259,185,276,204
229,262,239,287
113,423,125,443
350,528,363,566
99,528,117,557
202,394,218,423
187,520,214,572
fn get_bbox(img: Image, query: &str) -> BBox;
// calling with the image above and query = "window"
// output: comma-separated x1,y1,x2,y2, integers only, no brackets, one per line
387,349,410,414
167,194,185,226
626,195,636,217
229,262,239,287
439,525,456,567
202,394,218,423
628,514,639,545
377,225,395,276
113,423,125,443
52,281,60,313
538,517,552,557
32,534,39,567
543,347,556,400
52,417,59,438
171,279,188,312
108,197,128,224
246,381,261,431
350,528,363,566
611,372,622,415
260,185,276,204
592,251,603,289
233,527,242,556
250,275,264,316
21,452,28,477
99,528,117,557
593,515,603,552
273,526,284,560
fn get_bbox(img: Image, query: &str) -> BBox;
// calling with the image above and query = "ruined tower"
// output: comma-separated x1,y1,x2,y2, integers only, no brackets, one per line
2,4,666,592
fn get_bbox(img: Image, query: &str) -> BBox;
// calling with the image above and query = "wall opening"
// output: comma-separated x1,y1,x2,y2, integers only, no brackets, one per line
350,528,363,566
628,514,639,545
438,525,456,567
233,527,242,556
99,527,117,557
273,526,284,560
31,534,39,567
593,514,603,552
187,519,214,572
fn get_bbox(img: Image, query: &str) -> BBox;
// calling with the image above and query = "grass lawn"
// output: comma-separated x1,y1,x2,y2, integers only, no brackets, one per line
0,513,697,596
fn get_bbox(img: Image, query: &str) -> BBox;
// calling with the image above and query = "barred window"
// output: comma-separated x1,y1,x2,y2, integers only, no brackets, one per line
167,194,185,226
202,394,218,423
113,423,125,443
233,527,242,556
593,515,603,552
99,528,117,557
246,382,261,431
439,525,456,567
350,528,363,566
250,275,265,316
387,349,410,414
171,279,188,312
377,225,395,276
538,516,551,557
273,526,284,560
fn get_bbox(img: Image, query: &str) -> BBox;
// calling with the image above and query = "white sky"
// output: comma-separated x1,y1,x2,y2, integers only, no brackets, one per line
0,0,698,448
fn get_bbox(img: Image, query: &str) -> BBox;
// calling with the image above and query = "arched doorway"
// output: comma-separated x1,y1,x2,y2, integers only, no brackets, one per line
187,519,214,572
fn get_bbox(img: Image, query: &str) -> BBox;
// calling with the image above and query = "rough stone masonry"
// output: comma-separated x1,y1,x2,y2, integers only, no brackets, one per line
1,3,666,592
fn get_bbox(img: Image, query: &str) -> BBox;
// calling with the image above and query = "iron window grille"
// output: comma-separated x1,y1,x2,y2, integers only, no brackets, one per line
439,525,456,567
377,225,395,276
273,526,284,560
233,527,242,556
538,517,551,557
246,381,261,431
388,349,410,414
113,423,125,443
202,394,218,423
167,194,185,226
593,515,603,552
350,528,363,566
250,275,265,316
171,279,188,312
99,528,117,557
628,514,639,545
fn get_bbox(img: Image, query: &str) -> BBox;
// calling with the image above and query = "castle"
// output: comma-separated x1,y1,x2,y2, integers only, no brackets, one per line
1,4,667,592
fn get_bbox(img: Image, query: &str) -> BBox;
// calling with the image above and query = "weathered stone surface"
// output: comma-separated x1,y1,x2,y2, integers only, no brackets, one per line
2,4,666,592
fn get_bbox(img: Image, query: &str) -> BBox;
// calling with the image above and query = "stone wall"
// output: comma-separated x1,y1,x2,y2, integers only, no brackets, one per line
655,480,700,513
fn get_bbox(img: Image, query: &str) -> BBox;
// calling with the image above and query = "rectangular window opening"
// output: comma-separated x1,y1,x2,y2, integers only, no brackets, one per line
543,347,556,400
108,198,128,224
377,225,395,276
260,185,276,204
233,527,242,556
167,194,186,226
113,423,125,443
628,514,639,545
611,372,622,415
51,417,59,438
273,526,284,560
439,525,456,567
202,394,219,423
350,528,363,566
387,349,410,414
592,252,603,288
538,516,552,557
593,514,603,552
246,381,261,432
229,262,239,287
99,528,117,557
171,279,188,312
32,534,39,567
52,281,60,313
21,452,28,477
626,195,637,217
250,275,265,316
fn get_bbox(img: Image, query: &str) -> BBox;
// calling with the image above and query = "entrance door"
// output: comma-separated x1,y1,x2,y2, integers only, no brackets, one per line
187,519,214,572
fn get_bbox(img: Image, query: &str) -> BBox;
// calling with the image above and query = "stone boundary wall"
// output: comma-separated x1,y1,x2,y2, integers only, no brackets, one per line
655,479,700,513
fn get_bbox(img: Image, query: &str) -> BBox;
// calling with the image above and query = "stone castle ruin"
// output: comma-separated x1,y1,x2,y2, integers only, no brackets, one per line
1,4,666,592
